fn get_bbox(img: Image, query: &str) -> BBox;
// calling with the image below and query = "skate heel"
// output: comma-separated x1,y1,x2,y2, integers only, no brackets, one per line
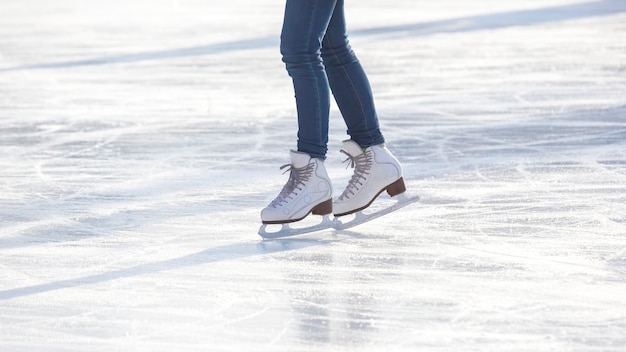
386,177,406,197
311,199,333,216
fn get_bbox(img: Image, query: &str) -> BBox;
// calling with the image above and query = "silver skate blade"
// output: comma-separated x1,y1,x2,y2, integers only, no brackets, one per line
333,193,421,231
258,215,334,239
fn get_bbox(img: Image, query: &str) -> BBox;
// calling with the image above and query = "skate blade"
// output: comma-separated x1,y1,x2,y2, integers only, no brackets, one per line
333,193,420,230
258,215,334,239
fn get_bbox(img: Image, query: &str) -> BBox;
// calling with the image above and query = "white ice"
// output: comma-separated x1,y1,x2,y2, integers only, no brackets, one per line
1,0,626,351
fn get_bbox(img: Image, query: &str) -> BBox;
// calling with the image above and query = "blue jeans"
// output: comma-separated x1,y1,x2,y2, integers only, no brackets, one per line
281,0,385,159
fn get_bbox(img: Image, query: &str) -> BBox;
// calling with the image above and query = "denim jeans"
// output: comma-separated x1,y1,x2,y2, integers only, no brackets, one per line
280,0,385,159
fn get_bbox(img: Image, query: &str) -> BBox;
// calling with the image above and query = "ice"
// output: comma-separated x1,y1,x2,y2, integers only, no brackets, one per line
1,0,626,351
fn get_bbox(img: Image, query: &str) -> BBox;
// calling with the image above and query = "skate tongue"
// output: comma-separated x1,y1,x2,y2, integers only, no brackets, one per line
290,150,313,168
341,140,364,157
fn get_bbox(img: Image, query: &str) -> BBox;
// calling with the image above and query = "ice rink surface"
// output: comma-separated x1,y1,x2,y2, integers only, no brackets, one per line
1,0,626,351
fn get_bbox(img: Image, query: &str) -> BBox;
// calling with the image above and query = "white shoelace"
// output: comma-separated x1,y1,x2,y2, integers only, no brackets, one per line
338,149,372,200
270,162,315,207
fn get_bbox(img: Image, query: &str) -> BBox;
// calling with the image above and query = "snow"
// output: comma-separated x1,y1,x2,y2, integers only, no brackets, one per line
1,0,626,351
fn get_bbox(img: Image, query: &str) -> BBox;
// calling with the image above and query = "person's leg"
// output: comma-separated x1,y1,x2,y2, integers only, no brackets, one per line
260,0,338,226
280,0,338,159
321,0,385,148
321,1,405,217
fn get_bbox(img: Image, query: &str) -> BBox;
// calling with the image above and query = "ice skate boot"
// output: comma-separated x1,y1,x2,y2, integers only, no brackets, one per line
333,140,405,217
261,150,332,224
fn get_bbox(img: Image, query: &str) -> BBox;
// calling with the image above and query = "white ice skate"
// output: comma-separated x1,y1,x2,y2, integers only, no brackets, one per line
259,151,333,238
333,140,406,217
